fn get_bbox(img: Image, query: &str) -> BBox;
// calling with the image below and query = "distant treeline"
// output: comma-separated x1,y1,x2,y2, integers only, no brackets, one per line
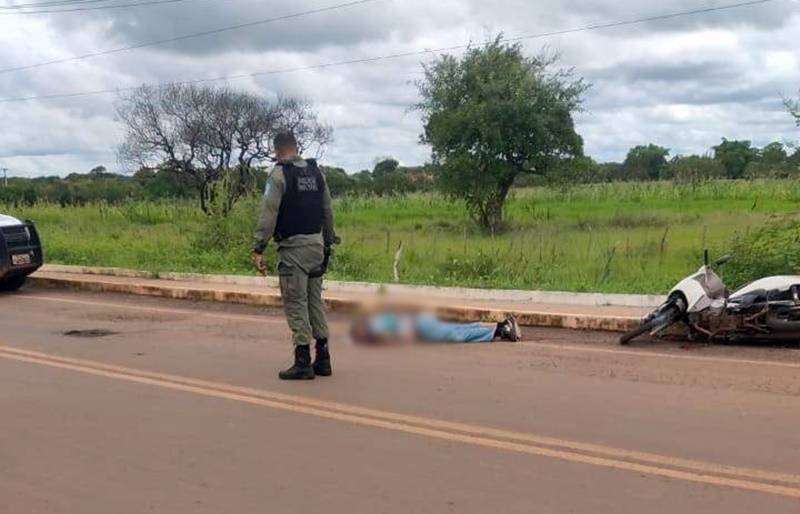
322,158,434,197
2,140,798,206
0,160,434,206
520,139,800,187
0,166,198,206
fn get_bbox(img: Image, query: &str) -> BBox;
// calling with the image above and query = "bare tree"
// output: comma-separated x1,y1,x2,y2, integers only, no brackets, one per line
117,84,333,214
787,92,800,127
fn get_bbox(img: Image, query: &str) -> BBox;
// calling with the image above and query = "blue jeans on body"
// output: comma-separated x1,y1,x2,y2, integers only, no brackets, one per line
414,313,495,343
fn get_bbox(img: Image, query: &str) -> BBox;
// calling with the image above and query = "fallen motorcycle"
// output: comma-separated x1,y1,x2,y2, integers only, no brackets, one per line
620,251,800,345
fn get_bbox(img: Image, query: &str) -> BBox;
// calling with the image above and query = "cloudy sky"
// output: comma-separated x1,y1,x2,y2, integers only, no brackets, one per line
0,0,798,177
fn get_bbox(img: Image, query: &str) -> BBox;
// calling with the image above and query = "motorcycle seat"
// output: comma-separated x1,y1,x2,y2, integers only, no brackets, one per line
728,289,767,310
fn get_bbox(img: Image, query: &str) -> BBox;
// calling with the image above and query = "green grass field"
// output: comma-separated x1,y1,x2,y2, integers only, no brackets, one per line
4,179,799,294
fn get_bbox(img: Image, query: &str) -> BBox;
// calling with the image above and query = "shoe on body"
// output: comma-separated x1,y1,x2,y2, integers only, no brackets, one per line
497,316,522,342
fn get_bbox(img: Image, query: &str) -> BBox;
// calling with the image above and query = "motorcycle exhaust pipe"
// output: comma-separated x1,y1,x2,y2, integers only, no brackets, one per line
765,316,800,333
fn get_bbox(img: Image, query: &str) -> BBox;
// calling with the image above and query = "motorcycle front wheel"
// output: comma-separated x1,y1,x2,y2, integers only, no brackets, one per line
619,306,680,345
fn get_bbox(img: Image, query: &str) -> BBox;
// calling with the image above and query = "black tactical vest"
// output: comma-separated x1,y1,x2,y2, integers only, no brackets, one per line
274,159,324,242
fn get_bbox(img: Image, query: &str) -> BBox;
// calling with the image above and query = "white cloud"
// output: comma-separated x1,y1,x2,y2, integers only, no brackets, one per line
0,0,798,176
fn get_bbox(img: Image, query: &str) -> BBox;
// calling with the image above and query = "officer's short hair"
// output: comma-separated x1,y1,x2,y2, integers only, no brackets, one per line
273,131,298,150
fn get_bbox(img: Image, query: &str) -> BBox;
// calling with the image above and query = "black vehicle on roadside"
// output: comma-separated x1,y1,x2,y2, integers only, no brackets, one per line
0,214,43,291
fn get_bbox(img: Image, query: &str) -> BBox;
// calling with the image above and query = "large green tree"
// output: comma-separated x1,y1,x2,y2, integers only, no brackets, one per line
746,141,796,179
321,166,353,197
623,144,670,181
713,139,758,179
415,37,587,230
760,142,788,164
371,158,413,197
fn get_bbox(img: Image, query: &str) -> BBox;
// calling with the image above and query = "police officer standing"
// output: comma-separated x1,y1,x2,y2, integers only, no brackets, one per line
251,131,337,381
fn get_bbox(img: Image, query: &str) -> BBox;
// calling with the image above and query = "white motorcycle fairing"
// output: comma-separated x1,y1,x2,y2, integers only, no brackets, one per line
670,265,727,313
730,276,800,299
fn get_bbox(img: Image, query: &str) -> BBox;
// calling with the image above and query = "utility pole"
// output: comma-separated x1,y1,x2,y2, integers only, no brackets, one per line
1,168,7,188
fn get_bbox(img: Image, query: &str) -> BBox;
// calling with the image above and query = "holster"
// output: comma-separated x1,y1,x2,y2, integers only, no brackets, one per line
309,246,332,279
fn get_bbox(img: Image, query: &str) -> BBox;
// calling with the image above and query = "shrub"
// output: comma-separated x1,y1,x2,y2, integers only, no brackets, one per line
438,252,500,281
723,218,800,288
744,160,799,179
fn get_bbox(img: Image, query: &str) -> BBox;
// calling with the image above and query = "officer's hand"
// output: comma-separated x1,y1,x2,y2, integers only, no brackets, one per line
251,252,267,276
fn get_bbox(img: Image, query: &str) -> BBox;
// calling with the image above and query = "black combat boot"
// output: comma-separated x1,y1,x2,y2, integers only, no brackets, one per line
313,339,333,377
279,345,315,380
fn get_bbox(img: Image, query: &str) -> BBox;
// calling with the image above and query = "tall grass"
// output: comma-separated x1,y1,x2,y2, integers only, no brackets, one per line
4,179,799,294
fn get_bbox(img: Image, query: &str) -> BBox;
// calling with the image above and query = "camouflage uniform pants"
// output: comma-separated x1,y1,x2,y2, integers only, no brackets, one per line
277,244,329,346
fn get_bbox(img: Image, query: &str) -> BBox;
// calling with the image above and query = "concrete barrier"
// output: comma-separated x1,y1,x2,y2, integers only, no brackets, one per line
39,264,665,308
29,271,644,333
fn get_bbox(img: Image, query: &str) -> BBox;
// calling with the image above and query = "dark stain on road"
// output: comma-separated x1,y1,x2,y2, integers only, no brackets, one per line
63,329,119,339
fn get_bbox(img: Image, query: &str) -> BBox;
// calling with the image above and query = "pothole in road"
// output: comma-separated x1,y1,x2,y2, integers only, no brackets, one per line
63,329,119,339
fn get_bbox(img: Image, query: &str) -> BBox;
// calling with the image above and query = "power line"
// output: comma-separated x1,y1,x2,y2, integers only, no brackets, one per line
0,0,382,74
503,0,778,42
0,0,112,9
0,0,189,14
0,0,779,103
0,0,136,9
0,0,115,9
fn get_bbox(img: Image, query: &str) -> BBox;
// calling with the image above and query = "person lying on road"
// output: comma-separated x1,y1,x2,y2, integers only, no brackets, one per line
350,311,522,346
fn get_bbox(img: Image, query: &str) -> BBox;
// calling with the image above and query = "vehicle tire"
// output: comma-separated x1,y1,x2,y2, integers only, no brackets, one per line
0,275,26,292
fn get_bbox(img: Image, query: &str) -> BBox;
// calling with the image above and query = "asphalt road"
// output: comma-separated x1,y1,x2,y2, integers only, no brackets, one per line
1,287,799,513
